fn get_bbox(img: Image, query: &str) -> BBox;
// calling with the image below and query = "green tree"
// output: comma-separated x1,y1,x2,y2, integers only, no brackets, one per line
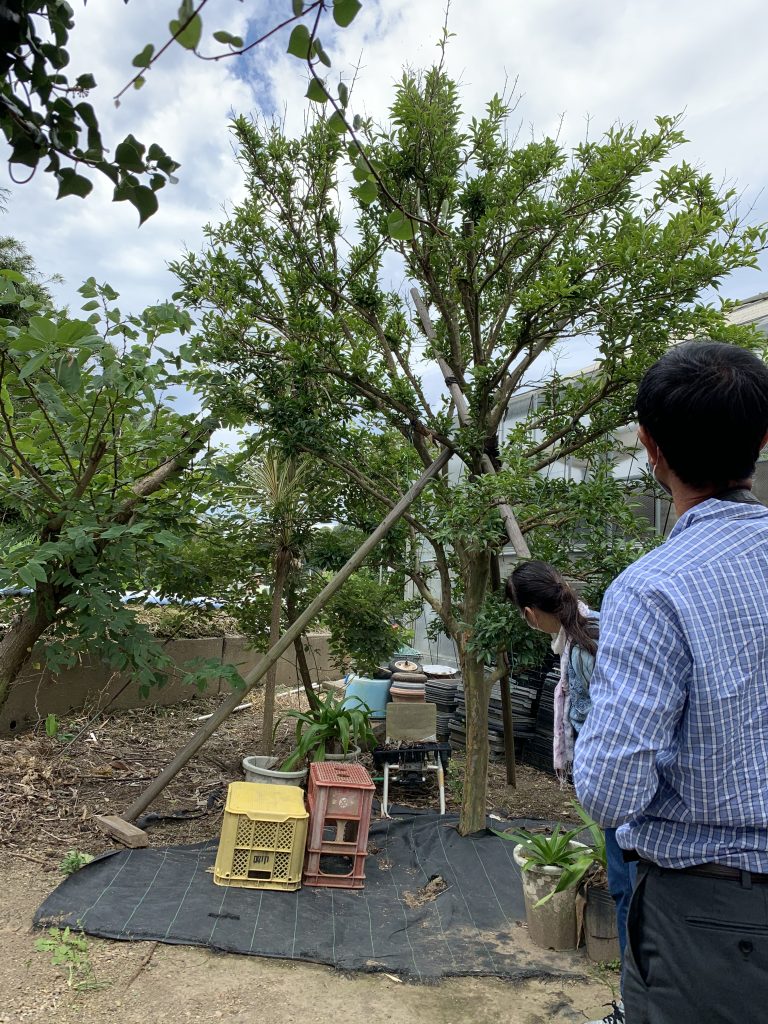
174,68,766,833
0,235,57,323
0,270,237,709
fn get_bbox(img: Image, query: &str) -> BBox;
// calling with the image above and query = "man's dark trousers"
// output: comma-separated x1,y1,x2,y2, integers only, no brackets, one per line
624,861,768,1023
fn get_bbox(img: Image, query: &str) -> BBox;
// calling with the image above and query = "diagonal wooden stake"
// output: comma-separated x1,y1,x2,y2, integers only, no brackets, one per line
96,446,453,843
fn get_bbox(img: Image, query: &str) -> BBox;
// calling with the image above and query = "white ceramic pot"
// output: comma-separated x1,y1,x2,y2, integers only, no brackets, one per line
513,841,587,951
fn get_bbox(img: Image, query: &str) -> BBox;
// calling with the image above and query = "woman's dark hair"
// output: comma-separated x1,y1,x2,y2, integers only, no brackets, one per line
636,341,768,489
506,560,597,656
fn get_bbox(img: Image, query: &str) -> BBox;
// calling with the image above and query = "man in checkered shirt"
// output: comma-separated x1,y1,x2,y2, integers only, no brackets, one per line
575,341,768,1024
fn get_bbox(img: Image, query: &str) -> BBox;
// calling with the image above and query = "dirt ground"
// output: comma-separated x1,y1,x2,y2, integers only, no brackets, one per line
0,688,618,1023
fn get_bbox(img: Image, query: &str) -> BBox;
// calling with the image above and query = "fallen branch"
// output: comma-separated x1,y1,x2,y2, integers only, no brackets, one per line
124,941,158,989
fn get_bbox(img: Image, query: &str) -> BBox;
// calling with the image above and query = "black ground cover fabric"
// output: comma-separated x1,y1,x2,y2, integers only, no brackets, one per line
34,813,584,981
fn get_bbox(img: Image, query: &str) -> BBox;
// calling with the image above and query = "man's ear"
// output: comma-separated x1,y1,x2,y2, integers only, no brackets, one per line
638,425,659,462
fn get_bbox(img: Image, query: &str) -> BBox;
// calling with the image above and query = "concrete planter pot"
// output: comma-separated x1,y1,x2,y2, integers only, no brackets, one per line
513,842,585,951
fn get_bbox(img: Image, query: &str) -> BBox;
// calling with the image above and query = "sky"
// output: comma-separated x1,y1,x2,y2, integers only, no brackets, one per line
3,0,768,412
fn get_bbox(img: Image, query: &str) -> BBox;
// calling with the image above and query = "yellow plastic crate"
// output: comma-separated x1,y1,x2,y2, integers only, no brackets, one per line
214,781,308,891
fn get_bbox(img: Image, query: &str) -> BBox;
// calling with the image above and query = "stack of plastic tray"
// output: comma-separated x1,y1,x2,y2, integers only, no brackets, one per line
423,664,460,741
214,782,308,891
304,762,375,889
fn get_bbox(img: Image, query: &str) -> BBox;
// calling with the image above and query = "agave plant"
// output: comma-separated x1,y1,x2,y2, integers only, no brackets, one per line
494,822,596,906
278,690,376,771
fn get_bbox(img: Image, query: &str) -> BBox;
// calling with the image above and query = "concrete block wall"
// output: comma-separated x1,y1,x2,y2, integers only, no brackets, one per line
0,634,339,736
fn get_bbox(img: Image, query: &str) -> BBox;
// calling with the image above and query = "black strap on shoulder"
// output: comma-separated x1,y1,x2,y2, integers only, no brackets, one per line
716,488,762,506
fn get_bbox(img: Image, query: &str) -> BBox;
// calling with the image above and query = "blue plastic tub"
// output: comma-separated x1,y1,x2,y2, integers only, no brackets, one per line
343,675,391,720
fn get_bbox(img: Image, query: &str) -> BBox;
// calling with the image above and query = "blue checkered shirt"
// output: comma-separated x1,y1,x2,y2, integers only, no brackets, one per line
574,496,768,870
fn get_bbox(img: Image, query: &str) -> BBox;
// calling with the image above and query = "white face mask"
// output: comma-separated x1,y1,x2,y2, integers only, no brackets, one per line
648,457,673,496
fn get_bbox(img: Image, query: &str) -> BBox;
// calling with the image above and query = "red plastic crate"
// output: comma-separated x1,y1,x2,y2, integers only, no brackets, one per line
304,762,375,888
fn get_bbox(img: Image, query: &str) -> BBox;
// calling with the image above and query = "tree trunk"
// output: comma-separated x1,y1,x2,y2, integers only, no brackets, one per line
293,637,320,710
0,599,57,711
260,550,291,755
457,549,493,835
286,585,320,711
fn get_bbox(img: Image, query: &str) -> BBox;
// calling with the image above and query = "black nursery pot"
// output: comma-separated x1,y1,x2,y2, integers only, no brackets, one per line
582,883,620,963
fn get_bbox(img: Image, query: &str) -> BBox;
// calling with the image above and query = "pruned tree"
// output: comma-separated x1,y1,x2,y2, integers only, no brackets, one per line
173,66,766,832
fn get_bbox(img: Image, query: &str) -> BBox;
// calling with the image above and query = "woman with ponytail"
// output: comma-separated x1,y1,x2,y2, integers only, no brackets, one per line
506,561,597,779
506,560,635,1024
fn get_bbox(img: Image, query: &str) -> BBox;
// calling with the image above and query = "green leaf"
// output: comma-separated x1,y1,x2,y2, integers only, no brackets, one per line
131,186,160,225
387,210,415,241
169,12,203,50
133,76,146,90
28,317,58,344
26,561,47,583
1,269,27,285
56,168,93,200
115,138,144,172
0,278,17,301
292,0,304,14
306,78,329,103
338,82,349,108
356,179,377,205
19,353,49,380
287,24,312,59
80,300,99,312
55,355,81,394
213,30,244,47
132,44,155,68
0,384,13,418
19,561,46,588
333,0,362,28
314,40,331,67
328,111,347,134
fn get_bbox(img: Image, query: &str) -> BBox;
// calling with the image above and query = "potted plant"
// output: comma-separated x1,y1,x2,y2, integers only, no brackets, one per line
495,824,594,950
277,691,377,771
569,803,620,963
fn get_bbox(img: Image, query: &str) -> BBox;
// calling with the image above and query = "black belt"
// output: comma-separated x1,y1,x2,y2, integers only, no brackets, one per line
638,857,768,884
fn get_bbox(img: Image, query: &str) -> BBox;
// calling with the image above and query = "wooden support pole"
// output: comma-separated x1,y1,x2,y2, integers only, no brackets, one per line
105,446,453,834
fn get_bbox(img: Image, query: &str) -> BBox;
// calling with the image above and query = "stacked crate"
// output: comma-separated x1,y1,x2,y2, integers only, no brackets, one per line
304,762,375,889
213,781,308,891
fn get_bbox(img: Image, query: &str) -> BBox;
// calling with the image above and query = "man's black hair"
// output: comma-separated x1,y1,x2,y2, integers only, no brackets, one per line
636,341,768,489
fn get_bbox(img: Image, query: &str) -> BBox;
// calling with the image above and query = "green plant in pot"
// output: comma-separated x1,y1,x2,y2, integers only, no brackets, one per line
499,824,596,906
278,691,376,771
495,823,596,951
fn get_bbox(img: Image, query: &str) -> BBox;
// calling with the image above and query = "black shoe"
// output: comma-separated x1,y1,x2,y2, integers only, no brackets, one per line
587,1001,625,1024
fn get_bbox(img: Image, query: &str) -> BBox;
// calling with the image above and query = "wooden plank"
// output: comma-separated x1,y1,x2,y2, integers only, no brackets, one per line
93,814,149,848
